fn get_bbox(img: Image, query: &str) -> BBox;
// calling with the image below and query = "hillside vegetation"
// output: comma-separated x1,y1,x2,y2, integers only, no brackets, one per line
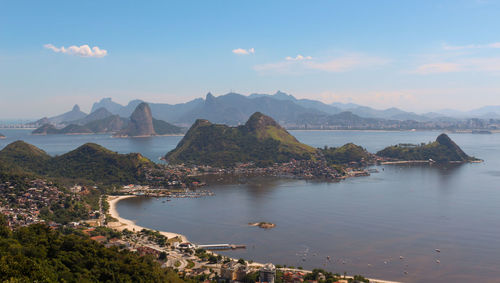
166,112,317,167
377,133,478,162
0,141,153,184
0,219,187,282
320,143,372,165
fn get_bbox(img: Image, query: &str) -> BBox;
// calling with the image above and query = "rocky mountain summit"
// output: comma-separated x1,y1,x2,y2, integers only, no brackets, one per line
115,103,156,137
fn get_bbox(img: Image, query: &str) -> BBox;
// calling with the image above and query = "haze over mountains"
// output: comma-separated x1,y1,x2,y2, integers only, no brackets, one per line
32,103,182,136
25,91,500,131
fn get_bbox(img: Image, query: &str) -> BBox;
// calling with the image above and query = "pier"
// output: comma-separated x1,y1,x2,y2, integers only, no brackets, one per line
197,244,246,250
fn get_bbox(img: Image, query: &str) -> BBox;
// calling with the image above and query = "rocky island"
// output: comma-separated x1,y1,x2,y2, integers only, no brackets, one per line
249,222,276,229
0,133,5,139
377,133,480,163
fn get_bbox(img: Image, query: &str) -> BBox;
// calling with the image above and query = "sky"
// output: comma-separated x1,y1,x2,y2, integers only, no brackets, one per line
2,0,500,118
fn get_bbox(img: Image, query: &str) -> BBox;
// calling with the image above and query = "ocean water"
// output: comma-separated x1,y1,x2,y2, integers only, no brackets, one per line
1,129,499,282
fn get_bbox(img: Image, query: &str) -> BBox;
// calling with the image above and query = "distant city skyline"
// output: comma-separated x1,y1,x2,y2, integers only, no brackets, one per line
2,0,500,118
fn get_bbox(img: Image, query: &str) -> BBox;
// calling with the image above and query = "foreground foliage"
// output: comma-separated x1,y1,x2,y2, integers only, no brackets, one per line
0,219,187,283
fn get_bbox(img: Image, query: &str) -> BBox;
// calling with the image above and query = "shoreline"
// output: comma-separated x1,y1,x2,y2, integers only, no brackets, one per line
106,194,400,283
106,195,188,242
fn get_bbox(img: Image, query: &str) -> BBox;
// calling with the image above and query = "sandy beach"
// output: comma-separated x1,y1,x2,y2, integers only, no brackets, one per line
106,195,188,242
107,195,400,283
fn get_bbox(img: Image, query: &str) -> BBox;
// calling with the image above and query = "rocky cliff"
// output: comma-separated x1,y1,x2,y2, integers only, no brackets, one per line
116,103,156,137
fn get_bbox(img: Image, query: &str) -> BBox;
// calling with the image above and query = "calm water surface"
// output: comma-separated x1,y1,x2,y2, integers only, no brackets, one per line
1,129,499,282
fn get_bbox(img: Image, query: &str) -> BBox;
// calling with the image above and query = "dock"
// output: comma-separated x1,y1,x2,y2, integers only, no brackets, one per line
197,244,246,250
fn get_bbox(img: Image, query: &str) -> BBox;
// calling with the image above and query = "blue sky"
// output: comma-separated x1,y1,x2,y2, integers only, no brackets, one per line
2,0,500,118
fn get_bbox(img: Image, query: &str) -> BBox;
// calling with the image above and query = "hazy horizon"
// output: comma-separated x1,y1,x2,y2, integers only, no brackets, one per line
3,91,500,121
2,0,500,118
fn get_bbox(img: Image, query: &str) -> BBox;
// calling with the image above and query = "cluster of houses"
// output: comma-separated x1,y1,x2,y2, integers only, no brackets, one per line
198,160,347,180
0,179,87,227
144,165,205,188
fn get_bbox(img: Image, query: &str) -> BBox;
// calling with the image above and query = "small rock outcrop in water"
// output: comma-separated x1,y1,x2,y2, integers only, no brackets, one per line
248,222,276,229
0,133,5,139
116,103,156,137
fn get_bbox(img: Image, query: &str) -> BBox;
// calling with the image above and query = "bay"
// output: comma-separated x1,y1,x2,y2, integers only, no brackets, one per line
1,129,498,282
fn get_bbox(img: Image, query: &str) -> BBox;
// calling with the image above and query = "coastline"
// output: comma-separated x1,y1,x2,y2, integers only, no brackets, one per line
106,195,400,283
106,195,188,242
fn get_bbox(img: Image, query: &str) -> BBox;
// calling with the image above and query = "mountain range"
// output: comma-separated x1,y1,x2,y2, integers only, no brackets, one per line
27,91,500,131
32,103,182,136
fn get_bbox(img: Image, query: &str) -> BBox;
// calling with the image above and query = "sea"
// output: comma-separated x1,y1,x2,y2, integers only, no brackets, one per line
1,129,499,282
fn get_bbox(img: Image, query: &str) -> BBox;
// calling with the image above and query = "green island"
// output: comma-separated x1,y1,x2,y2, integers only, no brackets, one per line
377,133,480,163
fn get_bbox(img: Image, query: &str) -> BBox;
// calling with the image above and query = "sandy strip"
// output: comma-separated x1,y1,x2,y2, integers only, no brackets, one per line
106,195,188,242
107,195,400,283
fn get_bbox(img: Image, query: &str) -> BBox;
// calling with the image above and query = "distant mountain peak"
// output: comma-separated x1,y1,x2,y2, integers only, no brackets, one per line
72,105,81,112
91,97,124,114
117,102,156,137
273,90,296,100
206,92,216,103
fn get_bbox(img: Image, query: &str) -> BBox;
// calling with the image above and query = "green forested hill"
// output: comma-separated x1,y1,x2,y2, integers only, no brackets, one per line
165,112,317,167
0,140,51,170
0,141,153,184
320,143,372,165
376,133,478,162
0,220,188,283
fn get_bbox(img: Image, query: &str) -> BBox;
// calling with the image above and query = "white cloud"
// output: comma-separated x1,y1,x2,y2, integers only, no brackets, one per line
443,42,500,50
232,48,255,55
44,44,108,58
414,58,500,74
285,55,312,61
304,55,387,72
414,62,462,74
254,54,388,74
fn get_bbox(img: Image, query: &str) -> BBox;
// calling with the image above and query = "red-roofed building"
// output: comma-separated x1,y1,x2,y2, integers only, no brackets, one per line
90,235,107,243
